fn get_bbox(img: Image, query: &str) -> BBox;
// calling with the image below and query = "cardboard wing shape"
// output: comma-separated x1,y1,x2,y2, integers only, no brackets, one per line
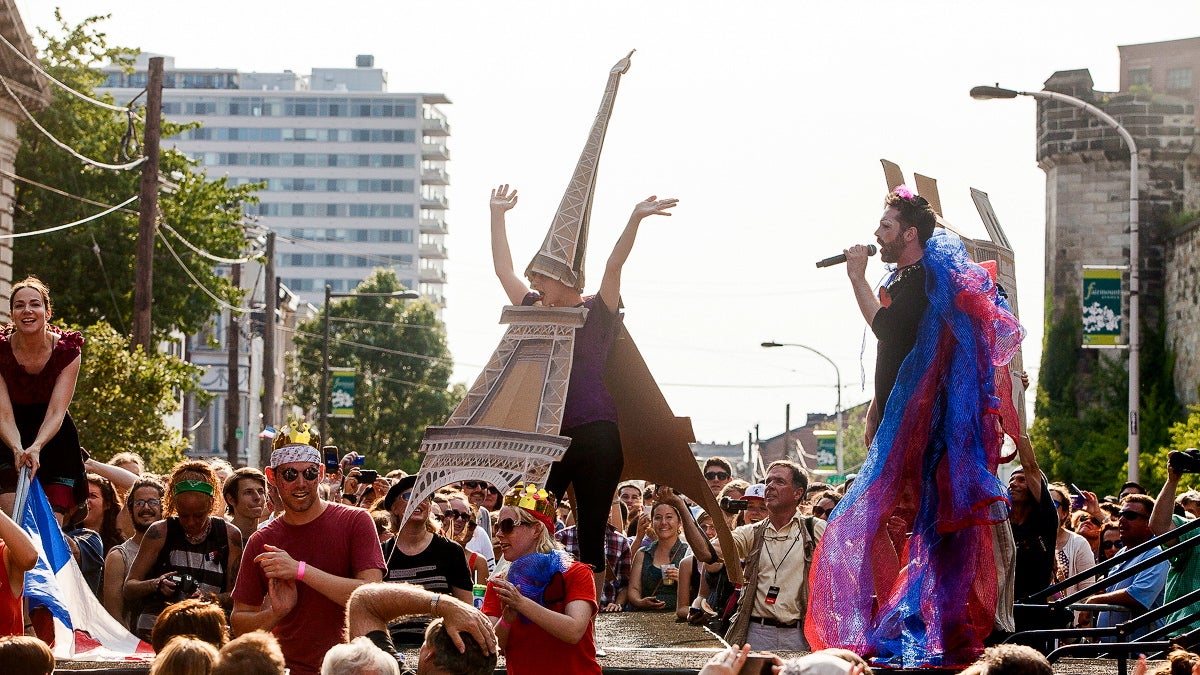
604,324,744,584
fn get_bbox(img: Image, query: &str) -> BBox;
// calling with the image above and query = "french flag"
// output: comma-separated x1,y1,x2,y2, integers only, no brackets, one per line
17,471,153,660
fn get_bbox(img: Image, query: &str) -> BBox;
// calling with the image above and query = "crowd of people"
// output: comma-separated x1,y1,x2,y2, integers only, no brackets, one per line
0,178,1198,675
1,437,1198,674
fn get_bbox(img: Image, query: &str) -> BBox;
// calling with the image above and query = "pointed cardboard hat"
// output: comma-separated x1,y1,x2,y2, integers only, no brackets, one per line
525,50,635,291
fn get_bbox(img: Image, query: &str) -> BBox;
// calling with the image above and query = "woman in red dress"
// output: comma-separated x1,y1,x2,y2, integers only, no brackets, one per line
0,276,85,523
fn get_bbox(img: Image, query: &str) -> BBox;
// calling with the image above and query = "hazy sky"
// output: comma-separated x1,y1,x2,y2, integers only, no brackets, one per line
13,1,1199,451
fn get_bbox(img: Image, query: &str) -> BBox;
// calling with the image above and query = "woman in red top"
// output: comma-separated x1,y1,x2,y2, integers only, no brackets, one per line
482,486,600,675
0,277,85,522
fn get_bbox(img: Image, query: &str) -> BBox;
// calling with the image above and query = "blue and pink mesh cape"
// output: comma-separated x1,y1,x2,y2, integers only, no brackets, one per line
805,230,1025,667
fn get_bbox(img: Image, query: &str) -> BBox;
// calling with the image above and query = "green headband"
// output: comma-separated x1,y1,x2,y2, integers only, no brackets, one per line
174,480,215,497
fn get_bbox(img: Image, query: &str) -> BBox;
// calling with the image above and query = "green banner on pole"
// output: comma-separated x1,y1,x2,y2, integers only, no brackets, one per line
330,368,356,418
1082,268,1123,347
814,431,837,472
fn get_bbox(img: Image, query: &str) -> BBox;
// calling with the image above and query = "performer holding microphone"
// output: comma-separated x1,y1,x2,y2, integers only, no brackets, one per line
805,185,1025,667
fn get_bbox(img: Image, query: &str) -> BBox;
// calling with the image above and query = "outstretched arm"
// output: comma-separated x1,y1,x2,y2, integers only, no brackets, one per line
490,184,531,305
1015,435,1045,503
19,355,80,476
1,507,37,598
596,196,677,312
84,459,139,493
654,486,716,564
1150,454,1182,542
347,582,497,654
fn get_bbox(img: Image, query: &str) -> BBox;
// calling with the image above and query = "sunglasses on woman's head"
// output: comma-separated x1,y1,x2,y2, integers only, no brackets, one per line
279,466,320,483
497,518,530,535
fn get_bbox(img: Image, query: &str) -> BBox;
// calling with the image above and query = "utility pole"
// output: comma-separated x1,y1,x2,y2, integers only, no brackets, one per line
132,56,163,351
260,232,277,469
225,264,241,466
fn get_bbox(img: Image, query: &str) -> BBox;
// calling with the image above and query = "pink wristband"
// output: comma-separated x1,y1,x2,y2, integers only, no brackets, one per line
498,618,511,628
297,561,307,581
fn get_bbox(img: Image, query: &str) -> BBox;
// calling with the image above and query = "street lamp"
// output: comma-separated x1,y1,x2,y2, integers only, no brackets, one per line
321,284,420,442
971,84,1141,482
761,341,843,474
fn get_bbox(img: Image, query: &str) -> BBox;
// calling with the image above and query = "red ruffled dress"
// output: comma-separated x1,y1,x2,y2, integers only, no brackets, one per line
0,326,86,512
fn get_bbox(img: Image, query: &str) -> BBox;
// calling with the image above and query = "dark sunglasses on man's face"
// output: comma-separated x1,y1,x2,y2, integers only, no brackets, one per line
1118,510,1149,521
279,466,320,483
705,471,730,481
462,481,486,490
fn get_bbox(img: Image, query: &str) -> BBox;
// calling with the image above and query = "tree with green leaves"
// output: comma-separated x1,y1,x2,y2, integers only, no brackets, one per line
12,12,257,339
1029,290,1183,496
71,321,206,472
288,269,463,473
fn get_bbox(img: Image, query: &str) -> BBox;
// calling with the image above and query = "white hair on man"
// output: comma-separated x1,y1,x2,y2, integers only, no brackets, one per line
320,636,399,675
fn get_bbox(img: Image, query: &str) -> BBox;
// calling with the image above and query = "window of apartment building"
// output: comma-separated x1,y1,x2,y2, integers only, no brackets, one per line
1167,68,1193,91
1128,67,1151,87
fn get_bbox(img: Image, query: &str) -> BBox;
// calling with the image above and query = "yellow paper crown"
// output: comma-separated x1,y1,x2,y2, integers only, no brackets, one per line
272,420,320,451
503,483,556,520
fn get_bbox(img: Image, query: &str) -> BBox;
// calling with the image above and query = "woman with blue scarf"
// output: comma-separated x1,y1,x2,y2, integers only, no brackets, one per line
482,484,600,674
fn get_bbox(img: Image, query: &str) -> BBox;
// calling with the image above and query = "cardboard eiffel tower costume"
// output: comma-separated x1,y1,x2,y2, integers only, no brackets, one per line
403,53,741,582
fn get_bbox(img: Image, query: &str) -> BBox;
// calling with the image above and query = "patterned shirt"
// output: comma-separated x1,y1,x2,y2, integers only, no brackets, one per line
555,523,631,605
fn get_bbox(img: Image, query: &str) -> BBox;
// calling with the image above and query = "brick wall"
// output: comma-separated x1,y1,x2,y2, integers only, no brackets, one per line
1038,69,1197,330
1166,216,1200,405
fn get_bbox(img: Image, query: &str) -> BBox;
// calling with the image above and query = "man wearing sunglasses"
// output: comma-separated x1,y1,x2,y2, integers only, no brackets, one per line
231,425,386,675
1084,493,1170,639
702,458,734,498
460,480,493,540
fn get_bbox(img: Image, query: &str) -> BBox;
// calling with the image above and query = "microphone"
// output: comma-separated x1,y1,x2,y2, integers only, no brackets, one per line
815,244,877,268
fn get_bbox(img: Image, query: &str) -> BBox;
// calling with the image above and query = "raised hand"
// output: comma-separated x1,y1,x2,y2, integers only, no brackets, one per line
631,195,678,220
491,184,519,212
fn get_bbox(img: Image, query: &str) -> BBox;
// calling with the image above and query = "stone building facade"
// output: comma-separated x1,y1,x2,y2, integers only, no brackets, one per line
0,1,50,306
1037,50,1200,405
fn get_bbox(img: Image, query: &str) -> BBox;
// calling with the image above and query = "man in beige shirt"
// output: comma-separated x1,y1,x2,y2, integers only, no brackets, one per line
722,460,824,651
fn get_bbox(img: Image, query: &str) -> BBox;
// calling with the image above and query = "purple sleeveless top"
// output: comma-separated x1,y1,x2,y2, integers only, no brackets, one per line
523,293,620,430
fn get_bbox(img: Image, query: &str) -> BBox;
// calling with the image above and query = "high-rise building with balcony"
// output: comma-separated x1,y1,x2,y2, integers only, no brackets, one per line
100,53,450,309
99,54,449,460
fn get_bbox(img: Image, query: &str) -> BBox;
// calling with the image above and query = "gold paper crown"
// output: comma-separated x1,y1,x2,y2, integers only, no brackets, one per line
503,483,557,520
272,420,320,451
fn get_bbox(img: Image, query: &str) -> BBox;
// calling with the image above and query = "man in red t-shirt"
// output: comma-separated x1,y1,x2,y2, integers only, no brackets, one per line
230,425,384,675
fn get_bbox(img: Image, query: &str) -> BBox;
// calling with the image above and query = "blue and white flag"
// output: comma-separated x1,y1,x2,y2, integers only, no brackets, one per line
18,472,152,660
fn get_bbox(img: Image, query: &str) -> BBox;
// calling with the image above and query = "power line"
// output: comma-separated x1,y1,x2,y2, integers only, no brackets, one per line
161,221,262,265
330,315,445,331
156,229,248,313
295,357,454,395
0,168,140,214
0,195,138,239
284,326,456,366
0,75,146,171
0,31,138,114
